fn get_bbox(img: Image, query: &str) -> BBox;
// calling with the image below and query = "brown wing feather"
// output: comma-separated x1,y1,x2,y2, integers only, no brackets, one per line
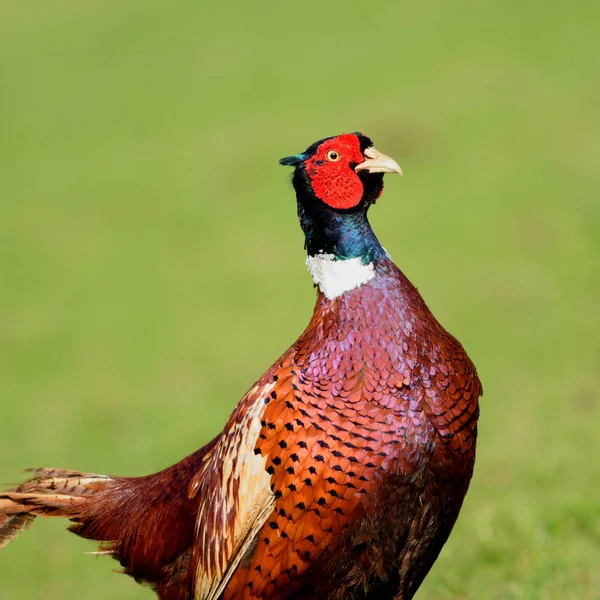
189,376,283,600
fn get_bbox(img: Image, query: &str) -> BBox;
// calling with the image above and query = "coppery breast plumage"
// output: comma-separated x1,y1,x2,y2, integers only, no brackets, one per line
223,258,480,599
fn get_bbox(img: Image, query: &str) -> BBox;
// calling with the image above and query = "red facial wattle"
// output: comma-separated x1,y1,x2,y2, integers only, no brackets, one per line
304,134,366,210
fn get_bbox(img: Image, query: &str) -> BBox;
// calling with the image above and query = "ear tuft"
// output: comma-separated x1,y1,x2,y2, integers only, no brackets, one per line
280,152,308,167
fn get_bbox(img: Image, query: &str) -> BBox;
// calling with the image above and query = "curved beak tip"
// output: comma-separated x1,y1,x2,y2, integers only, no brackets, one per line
355,147,403,176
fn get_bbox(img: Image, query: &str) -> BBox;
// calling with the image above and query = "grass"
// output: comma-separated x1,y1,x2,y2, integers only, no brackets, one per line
1,0,599,598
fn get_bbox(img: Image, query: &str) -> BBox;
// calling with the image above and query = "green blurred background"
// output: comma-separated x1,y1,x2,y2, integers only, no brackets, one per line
1,1,598,598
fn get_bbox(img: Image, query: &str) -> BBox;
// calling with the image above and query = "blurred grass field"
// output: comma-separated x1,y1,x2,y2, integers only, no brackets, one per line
1,1,599,598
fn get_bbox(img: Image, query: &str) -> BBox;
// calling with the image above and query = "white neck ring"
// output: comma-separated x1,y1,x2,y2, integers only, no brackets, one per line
306,253,375,299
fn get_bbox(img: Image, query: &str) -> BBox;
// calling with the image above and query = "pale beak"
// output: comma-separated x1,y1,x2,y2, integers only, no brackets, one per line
355,146,403,175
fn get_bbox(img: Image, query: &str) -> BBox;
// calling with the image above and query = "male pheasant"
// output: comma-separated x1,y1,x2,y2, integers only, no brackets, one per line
0,133,481,599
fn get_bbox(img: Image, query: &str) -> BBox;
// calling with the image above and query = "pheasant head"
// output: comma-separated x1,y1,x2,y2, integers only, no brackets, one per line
280,133,402,299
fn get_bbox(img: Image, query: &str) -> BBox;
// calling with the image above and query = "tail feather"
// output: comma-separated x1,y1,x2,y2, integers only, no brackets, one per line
0,439,219,598
0,513,35,549
0,468,115,548
16,468,115,495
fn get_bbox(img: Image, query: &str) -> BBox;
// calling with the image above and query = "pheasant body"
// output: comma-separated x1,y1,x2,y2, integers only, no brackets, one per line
0,133,481,600
223,257,479,599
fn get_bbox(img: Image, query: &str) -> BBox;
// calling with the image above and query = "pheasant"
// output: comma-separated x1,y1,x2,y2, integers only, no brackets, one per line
0,133,481,600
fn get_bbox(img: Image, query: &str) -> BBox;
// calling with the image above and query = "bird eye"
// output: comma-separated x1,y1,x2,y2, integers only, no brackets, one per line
326,150,340,162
